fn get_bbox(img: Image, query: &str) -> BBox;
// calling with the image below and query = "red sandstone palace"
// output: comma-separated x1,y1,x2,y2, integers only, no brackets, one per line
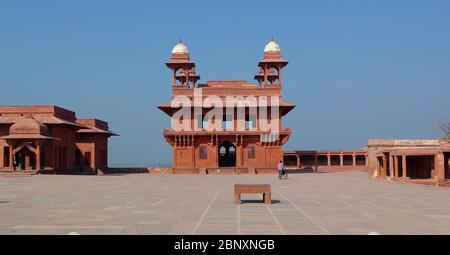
0,106,117,174
1,42,448,184
158,40,295,174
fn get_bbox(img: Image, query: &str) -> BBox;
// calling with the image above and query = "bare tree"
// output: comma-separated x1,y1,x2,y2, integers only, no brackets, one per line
437,120,450,140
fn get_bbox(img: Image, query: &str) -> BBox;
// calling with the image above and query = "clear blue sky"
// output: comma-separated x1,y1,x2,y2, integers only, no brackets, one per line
1,1,449,166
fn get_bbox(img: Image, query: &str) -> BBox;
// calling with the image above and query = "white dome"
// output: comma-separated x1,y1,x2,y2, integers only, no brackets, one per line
264,40,281,52
172,42,189,54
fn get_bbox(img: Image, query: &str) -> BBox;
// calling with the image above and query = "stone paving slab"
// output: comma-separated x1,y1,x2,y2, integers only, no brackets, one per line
1,172,450,234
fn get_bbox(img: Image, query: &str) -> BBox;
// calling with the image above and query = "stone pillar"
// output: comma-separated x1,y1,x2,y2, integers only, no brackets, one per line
172,69,176,86
240,137,244,168
236,143,243,167
327,153,331,166
314,154,318,172
215,141,219,168
9,146,14,171
296,154,300,168
352,153,356,167
298,154,301,169
376,157,381,176
91,143,95,170
402,155,407,179
278,67,282,86
185,65,189,87
191,137,195,168
382,156,387,176
389,155,394,178
435,153,445,182
36,144,41,171
340,153,343,167
264,66,268,87
394,156,399,178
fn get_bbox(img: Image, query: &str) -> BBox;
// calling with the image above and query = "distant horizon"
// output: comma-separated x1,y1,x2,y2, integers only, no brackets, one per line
1,1,449,166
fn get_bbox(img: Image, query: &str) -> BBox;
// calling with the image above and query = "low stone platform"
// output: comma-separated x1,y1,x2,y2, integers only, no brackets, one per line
1,170,38,176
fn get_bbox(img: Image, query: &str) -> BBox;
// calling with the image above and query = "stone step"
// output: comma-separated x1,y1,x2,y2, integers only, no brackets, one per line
1,170,39,176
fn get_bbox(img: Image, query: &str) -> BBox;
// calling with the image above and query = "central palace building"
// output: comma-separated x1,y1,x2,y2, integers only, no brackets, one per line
158,40,295,174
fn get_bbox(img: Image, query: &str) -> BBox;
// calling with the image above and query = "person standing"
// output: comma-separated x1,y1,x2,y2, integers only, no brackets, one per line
19,152,25,170
278,160,284,179
13,153,17,171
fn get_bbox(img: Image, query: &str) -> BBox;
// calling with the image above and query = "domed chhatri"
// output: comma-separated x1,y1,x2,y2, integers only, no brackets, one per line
171,41,189,54
166,40,200,87
264,40,281,52
9,117,50,136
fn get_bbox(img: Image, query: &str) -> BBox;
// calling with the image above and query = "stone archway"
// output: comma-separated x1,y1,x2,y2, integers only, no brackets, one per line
218,141,236,167
12,142,38,171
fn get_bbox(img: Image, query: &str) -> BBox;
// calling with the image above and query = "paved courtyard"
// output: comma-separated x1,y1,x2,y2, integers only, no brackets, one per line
1,171,450,235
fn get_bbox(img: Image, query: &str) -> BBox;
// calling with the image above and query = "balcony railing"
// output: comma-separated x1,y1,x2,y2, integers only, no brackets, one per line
163,128,291,136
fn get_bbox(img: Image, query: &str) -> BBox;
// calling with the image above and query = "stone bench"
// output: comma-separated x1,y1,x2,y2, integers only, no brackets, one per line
234,184,271,204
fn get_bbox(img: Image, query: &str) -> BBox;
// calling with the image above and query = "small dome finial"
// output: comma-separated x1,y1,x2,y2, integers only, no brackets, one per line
264,39,281,52
172,40,189,54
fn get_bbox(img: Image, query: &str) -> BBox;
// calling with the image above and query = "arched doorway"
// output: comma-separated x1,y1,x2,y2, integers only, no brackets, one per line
218,141,236,167
15,146,36,170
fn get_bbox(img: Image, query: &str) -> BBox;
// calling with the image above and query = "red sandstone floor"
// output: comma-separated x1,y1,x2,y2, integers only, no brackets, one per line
1,171,450,234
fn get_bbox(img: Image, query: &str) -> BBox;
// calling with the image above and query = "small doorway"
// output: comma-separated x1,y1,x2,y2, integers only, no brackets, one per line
3,146,10,167
283,155,298,168
376,156,383,176
397,156,403,177
218,141,236,167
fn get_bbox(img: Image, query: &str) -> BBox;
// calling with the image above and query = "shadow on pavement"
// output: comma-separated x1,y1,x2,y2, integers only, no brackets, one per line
240,199,281,204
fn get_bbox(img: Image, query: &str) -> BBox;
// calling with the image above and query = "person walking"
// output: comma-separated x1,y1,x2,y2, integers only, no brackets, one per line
278,160,284,179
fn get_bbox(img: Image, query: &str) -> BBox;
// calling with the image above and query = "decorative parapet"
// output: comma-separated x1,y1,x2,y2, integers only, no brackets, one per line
367,139,441,148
